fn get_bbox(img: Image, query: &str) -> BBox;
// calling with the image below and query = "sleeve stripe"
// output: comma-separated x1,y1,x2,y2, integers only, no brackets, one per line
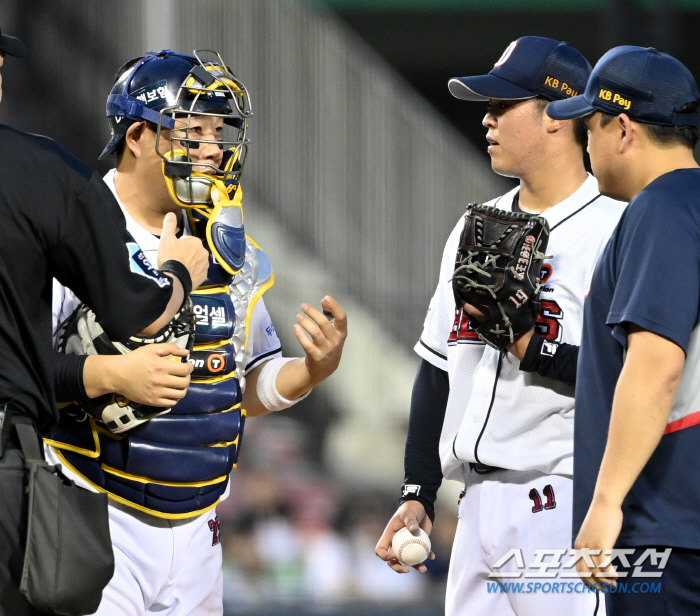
418,338,447,361
245,346,283,373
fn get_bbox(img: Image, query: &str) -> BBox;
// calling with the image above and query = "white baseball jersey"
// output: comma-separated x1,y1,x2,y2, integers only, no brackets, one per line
416,175,625,481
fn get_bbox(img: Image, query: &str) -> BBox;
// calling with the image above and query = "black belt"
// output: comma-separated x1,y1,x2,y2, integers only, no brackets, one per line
0,401,31,458
469,462,504,474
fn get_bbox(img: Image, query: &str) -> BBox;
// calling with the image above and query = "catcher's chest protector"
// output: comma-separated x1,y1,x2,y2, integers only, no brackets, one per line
46,238,274,518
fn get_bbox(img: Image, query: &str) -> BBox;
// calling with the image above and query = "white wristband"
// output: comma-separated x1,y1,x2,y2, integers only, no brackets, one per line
255,357,311,412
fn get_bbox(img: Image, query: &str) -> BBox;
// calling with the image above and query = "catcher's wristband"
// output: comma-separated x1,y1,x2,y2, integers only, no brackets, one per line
159,260,193,297
256,357,312,412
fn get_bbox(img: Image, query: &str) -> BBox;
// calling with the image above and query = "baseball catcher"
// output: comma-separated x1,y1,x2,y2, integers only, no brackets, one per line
452,203,549,350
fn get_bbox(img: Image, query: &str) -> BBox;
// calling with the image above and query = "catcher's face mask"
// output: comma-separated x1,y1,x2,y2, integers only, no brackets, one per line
157,50,252,208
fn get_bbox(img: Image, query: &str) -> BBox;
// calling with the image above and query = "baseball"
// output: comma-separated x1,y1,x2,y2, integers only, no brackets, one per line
392,527,431,566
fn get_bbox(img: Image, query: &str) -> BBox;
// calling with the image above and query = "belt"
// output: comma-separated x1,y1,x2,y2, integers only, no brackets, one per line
469,462,504,474
0,402,33,458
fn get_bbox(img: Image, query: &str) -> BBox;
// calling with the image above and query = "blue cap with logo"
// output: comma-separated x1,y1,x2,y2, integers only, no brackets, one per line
448,36,591,103
547,46,700,126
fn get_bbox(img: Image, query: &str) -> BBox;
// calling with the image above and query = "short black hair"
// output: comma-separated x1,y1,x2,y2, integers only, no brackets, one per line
599,104,699,150
533,96,587,150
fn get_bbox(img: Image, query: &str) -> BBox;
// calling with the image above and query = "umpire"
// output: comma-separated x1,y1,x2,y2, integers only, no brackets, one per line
0,27,208,615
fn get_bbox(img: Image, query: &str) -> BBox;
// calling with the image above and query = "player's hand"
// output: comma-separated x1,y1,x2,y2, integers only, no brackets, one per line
157,212,209,290
463,302,487,323
375,501,435,574
574,497,623,590
507,328,535,361
294,296,347,387
84,343,193,407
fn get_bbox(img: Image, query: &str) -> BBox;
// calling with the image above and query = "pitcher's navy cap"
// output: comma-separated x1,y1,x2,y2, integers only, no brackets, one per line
547,46,700,126
0,25,25,58
448,36,591,103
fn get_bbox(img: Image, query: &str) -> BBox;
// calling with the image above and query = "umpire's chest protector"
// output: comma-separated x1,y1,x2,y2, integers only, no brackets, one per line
46,238,274,519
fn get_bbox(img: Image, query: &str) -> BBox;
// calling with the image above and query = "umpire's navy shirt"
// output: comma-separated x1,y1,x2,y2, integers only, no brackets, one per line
575,169,700,548
0,124,174,433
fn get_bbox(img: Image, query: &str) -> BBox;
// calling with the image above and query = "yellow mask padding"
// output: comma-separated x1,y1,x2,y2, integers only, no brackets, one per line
186,65,243,97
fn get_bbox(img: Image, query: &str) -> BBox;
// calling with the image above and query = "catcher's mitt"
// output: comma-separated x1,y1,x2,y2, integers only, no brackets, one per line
452,203,549,350
56,300,195,433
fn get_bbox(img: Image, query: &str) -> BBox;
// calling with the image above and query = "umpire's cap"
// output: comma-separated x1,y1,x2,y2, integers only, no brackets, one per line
0,25,26,58
547,46,699,127
449,36,591,103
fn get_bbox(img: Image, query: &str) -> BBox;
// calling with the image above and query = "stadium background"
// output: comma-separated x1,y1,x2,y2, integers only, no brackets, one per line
0,1,696,613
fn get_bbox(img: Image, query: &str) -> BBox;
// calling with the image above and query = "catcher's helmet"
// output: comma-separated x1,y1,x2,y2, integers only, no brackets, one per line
100,49,253,204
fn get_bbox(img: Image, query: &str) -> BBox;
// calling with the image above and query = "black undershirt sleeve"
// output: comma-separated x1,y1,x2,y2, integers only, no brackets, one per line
519,333,579,386
53,350,88,403
398,359,449,523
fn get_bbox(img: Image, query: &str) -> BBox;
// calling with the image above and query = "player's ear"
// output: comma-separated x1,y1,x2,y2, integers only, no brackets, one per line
124,121,147,160
545,116,569,135
617,114,635,154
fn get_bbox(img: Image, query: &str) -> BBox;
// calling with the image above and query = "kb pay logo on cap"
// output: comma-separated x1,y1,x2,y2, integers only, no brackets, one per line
598,88,632,110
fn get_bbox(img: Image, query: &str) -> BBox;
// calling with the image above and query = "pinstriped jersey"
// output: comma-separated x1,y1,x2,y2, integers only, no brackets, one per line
416,175,625,481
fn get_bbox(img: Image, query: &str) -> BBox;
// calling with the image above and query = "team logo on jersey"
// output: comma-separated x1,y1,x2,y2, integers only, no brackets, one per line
208,516,221,546
127,242,171,288
447,308,483,346
539,264,552,284
539,264,554,293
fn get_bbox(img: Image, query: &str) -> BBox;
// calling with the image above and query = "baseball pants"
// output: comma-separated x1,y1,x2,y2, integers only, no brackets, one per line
87,500,224,616
446,467,603,616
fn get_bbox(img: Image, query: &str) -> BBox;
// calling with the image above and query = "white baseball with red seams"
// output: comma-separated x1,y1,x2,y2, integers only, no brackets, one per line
392,527,431,566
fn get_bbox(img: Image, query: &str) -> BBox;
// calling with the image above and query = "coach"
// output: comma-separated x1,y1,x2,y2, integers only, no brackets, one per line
0,26,207,615
548,46,700,615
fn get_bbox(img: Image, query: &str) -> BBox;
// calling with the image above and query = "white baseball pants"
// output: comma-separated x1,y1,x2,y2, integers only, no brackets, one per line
446,467,603,616
87,500,224,616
